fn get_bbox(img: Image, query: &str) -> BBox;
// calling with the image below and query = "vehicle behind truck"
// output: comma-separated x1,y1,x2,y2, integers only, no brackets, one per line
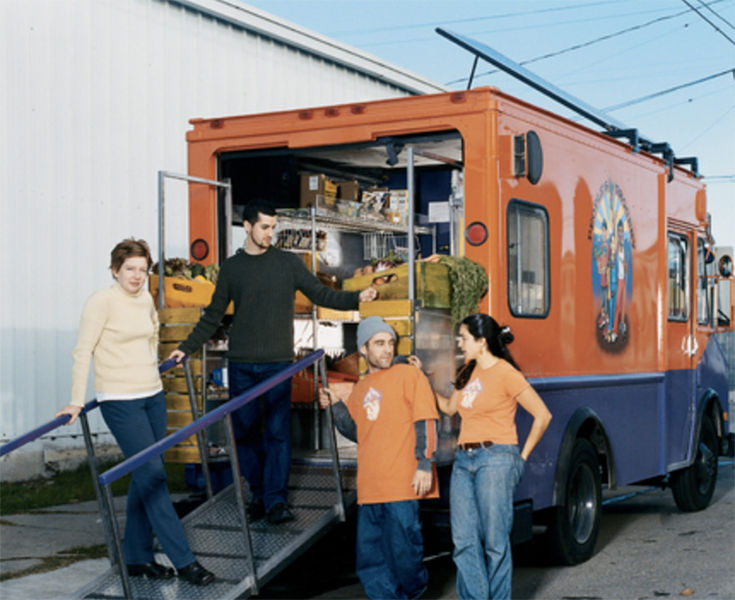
180,82,734,564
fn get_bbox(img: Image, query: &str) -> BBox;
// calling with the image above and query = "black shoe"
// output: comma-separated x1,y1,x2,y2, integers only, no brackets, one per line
127,561,175,579
178,561,215,586
267,503,295,524
247,499,265,521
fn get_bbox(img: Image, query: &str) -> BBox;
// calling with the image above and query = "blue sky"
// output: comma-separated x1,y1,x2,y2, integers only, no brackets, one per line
244,0,734,249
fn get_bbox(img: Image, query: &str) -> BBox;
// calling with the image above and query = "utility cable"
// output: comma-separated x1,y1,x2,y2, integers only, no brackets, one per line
696,0,735,30
680,101,735,149
681,0,735,44
327,0,619,35
602,68,735,111
622,85,732,120
361,2,709,49
445,4,708,86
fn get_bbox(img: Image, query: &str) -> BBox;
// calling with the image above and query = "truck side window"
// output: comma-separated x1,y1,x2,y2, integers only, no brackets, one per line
697,237,715,327
507,200,549,317
668,233,689,321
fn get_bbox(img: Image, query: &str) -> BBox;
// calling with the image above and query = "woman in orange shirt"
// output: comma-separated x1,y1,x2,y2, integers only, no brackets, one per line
436,313,551,600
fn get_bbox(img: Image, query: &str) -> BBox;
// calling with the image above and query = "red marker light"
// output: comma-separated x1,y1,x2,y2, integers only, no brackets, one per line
465,222,488,246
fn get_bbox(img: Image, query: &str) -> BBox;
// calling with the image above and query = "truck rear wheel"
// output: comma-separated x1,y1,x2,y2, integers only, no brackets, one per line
546,438,601,565
670,415,718,512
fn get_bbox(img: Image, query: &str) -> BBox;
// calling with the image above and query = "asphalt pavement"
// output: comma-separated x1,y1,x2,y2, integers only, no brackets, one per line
1,462,733,600
304,460,735,600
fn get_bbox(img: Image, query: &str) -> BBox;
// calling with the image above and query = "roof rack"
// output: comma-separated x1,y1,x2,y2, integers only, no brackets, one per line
436,28,700,181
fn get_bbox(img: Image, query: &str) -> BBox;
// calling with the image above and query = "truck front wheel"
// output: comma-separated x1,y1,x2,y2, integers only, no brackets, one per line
670,415,718,512
546,438,602,565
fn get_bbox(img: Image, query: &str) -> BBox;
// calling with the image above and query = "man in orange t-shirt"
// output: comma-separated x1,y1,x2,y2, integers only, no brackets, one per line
320,316,438,599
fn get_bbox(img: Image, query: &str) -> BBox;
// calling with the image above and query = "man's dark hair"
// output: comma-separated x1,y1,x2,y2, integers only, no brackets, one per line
243,199,276,226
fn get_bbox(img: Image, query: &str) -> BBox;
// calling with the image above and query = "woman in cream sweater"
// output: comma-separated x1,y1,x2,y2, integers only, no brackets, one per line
56,238,213,586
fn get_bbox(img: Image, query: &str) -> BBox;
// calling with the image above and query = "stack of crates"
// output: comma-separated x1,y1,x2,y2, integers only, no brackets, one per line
344,261,451,357
157,307,205,463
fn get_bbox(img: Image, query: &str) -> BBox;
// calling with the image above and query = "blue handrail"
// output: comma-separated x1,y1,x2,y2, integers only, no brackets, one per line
0,358,184,458
0,399,100,457
97,350,324,486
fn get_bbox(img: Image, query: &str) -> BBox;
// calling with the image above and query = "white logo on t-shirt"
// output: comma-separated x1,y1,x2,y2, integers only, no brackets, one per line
460,378,482,409
362,387,382,421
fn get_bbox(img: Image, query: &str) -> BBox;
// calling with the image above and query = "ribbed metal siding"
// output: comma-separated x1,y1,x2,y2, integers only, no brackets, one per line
0,0,438,445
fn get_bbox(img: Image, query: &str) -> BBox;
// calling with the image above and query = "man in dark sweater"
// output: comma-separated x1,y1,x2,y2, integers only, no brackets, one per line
170,200,377,524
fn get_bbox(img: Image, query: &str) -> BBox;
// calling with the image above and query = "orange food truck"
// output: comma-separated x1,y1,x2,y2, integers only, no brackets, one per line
175,33,734,564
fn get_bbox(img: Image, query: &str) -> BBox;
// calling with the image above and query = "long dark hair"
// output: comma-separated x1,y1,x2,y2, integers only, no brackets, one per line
454,313,520,389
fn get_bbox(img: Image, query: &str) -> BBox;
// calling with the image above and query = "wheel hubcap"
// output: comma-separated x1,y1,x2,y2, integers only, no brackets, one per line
567,463,597,544
694,440,716,495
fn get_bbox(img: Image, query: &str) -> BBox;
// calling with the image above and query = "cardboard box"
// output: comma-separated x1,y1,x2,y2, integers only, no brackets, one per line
338,180,360,202
300,173,337,208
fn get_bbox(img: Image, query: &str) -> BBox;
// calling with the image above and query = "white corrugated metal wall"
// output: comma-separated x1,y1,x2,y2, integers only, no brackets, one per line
0,0,444,475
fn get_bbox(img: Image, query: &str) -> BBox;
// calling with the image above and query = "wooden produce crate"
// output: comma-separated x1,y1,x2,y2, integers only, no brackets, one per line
294,291,312,314
343,262,450,308
158,307,205,464
150,275,233,313
317,306,360,321
357,299,413,353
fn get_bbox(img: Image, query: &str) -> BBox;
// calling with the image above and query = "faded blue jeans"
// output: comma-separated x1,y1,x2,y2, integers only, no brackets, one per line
356,501,428,600
450,444,525,600
100,392,196,568
228,361,293,512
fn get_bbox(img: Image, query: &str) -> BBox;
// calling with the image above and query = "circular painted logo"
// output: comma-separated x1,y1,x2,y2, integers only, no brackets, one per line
590,179,634,352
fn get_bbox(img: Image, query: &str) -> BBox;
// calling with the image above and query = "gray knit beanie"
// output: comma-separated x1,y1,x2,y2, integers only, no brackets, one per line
357,316,396,351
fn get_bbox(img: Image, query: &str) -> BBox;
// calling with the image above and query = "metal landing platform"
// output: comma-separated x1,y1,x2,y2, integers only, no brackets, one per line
73,466,356,600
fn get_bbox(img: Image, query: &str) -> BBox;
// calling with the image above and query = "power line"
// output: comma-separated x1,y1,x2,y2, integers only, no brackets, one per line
444,4,701,86
696,0,735,30
325,0,621,36
358,3,697,49
602,69,735,111
681,0,735,44
621,85,733,120
681,101,735,149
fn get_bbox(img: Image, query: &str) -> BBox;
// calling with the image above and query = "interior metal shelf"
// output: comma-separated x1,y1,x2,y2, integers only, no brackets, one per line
276,208,432,235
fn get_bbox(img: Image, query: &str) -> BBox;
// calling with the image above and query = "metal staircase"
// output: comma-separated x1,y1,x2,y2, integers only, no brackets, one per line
73,466,356,599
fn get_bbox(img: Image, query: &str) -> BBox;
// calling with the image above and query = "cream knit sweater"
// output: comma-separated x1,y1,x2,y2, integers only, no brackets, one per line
71,282,162,407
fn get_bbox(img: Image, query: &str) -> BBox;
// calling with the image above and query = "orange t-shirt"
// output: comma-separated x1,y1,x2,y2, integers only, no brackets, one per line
346,364,439,504
456,359,530,446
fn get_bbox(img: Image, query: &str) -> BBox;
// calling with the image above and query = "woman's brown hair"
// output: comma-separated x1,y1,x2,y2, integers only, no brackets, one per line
109,238,153,273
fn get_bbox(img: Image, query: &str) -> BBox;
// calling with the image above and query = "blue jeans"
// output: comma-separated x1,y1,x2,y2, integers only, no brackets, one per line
228,361,292,511
450,444,525,600
100,392,195,569
356,501,428,600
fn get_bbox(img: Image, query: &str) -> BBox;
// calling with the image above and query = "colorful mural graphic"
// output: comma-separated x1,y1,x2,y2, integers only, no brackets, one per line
590,179,634,352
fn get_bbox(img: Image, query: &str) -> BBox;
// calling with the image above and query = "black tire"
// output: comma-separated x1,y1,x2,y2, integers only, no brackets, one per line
670,415,718,512
546,438,602,565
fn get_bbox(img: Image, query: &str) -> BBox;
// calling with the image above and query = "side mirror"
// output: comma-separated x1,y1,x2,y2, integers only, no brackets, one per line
716,252,734,331
718,254,733,278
